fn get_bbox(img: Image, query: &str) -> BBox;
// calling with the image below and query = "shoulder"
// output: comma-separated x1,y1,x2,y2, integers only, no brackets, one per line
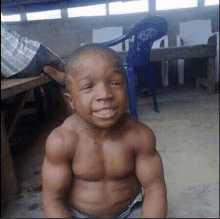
45,116,79,163
125,116,156,154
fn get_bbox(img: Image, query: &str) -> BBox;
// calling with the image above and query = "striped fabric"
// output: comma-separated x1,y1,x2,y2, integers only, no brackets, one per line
67,192,143,218
1,22,40,78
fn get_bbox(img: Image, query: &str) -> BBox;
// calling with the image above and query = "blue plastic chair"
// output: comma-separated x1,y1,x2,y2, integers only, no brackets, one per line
102,16,168,119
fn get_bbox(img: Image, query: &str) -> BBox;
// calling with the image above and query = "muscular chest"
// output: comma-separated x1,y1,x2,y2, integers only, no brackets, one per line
72,139,134,181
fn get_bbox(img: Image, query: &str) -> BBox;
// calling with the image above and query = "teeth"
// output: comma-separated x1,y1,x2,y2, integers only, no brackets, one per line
96,109,114,115
93,108,117,119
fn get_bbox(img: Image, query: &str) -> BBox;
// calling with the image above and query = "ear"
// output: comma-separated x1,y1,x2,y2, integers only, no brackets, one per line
63,92,75,111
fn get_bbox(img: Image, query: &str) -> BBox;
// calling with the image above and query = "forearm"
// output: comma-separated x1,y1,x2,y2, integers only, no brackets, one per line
141,189,167,218
43,198,71,218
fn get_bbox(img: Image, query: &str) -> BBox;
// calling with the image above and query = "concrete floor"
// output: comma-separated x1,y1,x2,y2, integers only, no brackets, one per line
1,83,219,218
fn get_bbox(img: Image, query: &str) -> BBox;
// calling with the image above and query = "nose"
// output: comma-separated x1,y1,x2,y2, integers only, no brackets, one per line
96,83,113,101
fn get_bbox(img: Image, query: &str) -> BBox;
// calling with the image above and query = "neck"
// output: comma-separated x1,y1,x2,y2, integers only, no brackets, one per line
75,113,129,140
75,115,110,139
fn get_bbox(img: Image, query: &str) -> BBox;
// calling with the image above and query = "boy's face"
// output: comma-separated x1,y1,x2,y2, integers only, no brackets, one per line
64,51,128,129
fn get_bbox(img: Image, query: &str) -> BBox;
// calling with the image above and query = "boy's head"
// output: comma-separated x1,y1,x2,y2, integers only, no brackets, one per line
64,43,128,129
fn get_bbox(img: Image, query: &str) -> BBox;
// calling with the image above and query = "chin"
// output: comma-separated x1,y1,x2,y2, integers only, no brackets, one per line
94,112,126,129
98,121,117,129
89,118,117,129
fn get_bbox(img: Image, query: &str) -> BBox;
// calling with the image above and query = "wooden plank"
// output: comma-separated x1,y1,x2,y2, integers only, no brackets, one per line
1,112,17,198
1,75,52,100
150,44,216,61
117,44,216,62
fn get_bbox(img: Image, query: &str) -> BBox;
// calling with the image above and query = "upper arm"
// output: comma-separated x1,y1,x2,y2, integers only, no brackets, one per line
135,127,166,194
42,128,74,201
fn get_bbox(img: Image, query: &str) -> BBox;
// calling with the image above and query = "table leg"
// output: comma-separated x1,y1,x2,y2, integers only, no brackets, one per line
196,77,207,91
1,111,18,200
5,90,32,139
33,87,46,122
207,56,216,95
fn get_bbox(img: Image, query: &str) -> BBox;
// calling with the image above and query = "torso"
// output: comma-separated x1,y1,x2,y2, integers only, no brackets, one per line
64,113,142,217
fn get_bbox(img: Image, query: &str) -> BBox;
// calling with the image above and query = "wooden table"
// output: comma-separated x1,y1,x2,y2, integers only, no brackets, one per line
118,44,217,95
1,75,52,198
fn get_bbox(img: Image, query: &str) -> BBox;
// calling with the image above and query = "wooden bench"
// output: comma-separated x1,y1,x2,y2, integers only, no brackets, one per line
117,44,217,95
1,75,52,199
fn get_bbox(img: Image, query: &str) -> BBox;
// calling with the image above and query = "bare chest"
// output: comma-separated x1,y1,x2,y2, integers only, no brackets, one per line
72,140,134,181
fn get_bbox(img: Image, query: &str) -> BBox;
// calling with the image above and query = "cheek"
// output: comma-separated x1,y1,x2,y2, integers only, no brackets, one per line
115,89,128,105
122,89,128,106
78,94,93,106
81,96,89,104
119,87,127,98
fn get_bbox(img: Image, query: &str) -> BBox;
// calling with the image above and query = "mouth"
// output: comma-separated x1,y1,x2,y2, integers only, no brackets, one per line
93,108,117,119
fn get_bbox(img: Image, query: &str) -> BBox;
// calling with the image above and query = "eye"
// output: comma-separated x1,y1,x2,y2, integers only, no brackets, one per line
82,84,93,90
110,80,122,86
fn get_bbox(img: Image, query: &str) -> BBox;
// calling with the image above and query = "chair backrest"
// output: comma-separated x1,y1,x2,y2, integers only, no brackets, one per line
179,19,213,46
152,35,168,48
92,26,123,52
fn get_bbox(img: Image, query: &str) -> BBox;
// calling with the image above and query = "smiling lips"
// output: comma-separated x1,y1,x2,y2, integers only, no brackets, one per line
93,108,117,119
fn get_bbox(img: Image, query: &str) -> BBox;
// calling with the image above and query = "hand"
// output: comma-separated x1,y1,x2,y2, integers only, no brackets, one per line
43,66,65,85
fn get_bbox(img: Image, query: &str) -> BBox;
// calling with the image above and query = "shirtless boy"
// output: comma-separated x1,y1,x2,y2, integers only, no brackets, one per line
42,44,167,218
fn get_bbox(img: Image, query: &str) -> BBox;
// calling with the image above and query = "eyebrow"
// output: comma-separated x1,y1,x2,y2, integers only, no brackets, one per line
111,68,122,72
111,70,125,78
109,67,124,73
75,68,124,83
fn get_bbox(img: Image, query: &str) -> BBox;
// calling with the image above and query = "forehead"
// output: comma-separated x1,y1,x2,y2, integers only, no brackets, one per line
68,50,123,79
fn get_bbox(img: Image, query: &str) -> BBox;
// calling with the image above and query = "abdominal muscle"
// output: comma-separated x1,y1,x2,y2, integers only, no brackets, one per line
68,174,142,217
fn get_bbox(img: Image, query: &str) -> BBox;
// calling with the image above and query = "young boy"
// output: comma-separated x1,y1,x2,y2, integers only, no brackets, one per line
42,44,167,218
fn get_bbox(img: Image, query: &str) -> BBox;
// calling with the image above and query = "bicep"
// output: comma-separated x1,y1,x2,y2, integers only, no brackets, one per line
42,156,73,198
136,150,166,190
42,132,73,200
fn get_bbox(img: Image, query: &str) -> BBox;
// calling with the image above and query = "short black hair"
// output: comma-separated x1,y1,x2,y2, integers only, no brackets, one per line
65,43,125,76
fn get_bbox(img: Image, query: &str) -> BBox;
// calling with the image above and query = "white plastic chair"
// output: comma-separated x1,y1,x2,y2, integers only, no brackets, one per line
152,35,169,86
177,19,219,84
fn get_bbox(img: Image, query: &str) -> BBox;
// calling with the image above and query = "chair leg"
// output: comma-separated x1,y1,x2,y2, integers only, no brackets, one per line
215,34,219,83
144,67,159,113
126,68,138,119
178,59,184,84
126,42,138,119
152,93,158,113
215,54,219,83
162,61,169,87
